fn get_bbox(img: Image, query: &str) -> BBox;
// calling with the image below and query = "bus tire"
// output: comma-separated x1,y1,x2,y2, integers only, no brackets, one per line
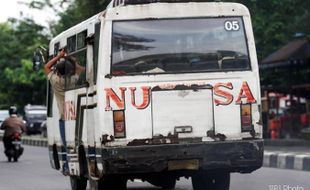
90,177,127,190
192,171,230,190
89,178,102,190
78,146,88,177
70,176,87,190
147,174,176,189
160,178,176,189
53,144,60,170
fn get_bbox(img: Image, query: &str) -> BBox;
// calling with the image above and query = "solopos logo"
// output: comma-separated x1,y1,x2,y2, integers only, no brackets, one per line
269,185,304,190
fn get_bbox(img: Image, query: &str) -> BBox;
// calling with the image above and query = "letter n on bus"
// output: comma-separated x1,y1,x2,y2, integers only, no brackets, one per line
105,87,126,111
64,101,76,120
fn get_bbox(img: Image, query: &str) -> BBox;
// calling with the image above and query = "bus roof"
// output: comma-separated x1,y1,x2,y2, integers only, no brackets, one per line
50,12,103,48
112,0,222,7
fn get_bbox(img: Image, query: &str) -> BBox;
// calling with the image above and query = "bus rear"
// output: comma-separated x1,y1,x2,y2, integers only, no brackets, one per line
93,1,263,189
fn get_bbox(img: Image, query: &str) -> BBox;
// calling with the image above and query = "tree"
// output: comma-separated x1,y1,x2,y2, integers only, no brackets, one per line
4,60,46,108
51,0,110,35
0,18,49,110
27,0,110,35
224,0,309,60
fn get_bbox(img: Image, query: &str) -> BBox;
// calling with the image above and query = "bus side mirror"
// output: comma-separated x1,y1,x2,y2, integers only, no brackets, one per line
32,47,46,71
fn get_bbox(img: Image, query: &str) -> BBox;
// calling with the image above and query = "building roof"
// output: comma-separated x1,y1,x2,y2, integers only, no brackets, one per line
261,38,309,65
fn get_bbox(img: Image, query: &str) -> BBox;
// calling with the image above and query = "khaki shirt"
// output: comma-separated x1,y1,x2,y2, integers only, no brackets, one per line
0,115,26,137
47,72,79,120
48,72,65,119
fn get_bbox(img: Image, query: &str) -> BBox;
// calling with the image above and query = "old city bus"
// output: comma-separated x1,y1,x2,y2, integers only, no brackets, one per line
42,0,263,189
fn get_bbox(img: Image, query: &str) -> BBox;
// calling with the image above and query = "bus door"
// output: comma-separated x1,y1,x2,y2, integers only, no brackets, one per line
63,30,89,151
84,21,102,178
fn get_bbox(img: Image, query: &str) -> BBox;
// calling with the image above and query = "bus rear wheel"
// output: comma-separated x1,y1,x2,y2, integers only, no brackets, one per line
89,177,127,190
147,174,176,189
192,171,230,190
70,176,87,190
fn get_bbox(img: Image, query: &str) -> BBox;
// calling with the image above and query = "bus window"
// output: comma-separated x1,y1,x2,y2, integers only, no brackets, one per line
93,22,101,84
47,81,53,117
65,30,87,90
67,35,77,54
54,42,60,57
111,17,250,76
77,31,87,50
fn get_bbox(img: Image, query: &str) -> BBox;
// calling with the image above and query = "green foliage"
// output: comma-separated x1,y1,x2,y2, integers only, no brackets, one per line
4,59,45,85
4,60,46,109
51,0,110,35
28,0,70,12
224,0,310,60
0,19,48,110
0,23,21,69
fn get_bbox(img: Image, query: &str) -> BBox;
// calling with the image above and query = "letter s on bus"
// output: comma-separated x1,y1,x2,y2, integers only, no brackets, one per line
214,82,234,106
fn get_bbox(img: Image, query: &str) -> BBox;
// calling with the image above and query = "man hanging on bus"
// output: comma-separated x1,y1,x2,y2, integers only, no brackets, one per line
44,48,85,174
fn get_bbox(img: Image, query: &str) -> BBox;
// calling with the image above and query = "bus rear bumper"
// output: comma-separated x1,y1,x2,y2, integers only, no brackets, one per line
99,139,263,175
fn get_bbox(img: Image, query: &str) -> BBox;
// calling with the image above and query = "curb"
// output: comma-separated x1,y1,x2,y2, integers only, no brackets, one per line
264,151,310,171
264,139,310,146
0,135,48,147
22,137,48,147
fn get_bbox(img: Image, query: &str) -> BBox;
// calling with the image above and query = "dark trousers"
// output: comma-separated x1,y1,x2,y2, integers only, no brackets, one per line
2,136,12,151
59,119,69,172
59,119,66,147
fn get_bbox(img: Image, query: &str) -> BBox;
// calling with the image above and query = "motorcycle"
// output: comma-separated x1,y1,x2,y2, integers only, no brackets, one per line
4,132,24,162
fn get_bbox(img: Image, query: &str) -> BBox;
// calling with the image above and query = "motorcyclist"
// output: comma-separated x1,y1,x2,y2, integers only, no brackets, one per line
0,106,26,160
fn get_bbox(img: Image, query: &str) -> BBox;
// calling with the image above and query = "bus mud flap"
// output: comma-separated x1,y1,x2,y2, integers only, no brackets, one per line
87,146,104,180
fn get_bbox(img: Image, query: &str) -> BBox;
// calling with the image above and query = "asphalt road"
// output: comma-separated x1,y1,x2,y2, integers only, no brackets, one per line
0,145,309,190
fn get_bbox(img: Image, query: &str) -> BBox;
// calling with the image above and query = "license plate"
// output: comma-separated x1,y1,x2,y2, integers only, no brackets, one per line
12,141,21,145
168,159,199,171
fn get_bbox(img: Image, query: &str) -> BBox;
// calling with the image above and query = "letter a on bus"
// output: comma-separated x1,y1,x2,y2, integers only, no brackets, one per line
235,81,256,104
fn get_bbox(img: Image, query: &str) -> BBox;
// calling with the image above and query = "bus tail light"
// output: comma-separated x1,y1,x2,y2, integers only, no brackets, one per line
113,110,126,138
240,104,252,132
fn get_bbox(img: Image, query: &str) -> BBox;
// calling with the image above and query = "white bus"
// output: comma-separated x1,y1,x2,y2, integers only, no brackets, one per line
39,0,263,189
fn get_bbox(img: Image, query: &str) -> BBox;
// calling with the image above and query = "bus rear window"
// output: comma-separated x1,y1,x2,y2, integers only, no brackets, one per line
112,17,250,76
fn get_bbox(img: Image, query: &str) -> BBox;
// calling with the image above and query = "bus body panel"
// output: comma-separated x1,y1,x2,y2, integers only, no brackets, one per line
98,76,260,146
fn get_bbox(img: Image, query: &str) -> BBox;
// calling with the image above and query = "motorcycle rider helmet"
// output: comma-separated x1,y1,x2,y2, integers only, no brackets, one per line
9,106,18,115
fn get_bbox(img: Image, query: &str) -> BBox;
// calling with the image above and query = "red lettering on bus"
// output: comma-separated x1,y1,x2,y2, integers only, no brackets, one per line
105,87,126,111
104,82,256,110
235,81,256,104
64,101,76,120
214,82,234,106
129,86,151,109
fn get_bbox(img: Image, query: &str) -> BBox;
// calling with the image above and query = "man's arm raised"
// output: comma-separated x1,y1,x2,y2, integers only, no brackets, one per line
44,49,66,76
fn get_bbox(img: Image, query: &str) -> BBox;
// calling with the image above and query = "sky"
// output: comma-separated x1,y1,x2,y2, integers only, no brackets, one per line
0,0,64,27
